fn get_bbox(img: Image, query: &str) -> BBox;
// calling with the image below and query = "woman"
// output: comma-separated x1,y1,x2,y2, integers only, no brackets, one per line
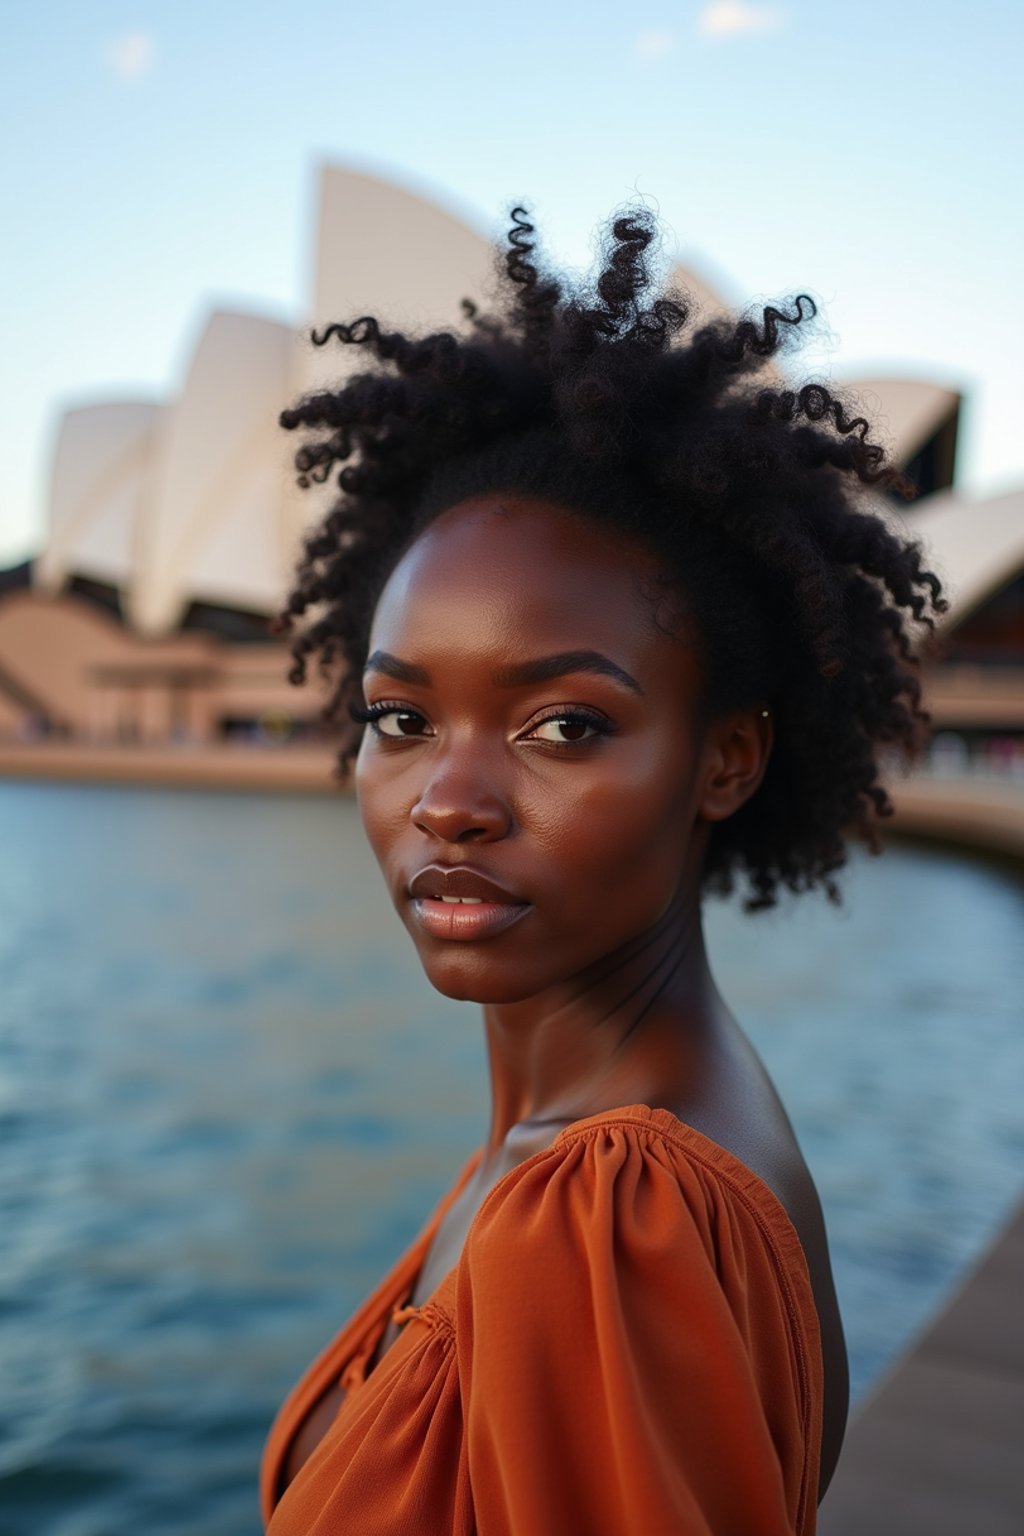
260,207,945,1535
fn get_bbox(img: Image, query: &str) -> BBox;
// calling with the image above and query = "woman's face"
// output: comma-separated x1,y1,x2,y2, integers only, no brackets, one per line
356,494,731,1004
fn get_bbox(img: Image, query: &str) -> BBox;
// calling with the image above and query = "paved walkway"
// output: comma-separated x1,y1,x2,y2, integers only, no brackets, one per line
0,737,339,792
819,1195,1024,1535
888,774,1024,860
2,745,1022,856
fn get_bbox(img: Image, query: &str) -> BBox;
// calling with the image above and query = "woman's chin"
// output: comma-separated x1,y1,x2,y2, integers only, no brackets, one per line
418,954,540,1006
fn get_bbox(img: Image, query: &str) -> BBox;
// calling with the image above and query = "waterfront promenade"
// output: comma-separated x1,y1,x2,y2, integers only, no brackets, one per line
820,1194,1024,1534
2,739,1023,848
0,737,340,792
2,743,1020,1528
889,772,1024,861
819,772,1024,1534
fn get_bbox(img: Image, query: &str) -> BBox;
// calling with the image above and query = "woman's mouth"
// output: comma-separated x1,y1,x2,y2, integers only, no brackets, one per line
412,896,530,940
407,866,531,941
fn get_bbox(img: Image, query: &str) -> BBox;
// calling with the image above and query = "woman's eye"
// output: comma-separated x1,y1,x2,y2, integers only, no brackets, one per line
374,709,431,738
529,715,604,745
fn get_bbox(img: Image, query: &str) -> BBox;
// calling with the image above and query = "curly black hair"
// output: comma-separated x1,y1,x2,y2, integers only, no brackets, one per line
272,205,946,910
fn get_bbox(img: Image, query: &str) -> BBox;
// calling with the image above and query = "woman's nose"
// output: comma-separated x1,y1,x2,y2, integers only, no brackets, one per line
411,757,512,844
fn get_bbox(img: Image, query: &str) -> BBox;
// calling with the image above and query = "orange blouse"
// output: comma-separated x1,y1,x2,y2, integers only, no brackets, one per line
260,1105,824,1535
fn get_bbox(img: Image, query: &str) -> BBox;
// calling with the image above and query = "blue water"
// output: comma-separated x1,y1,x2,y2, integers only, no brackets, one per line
1,780,1022,1536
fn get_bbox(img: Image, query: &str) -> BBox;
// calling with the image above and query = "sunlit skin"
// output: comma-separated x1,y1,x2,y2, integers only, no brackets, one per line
284,495,849,1493
328,492,848,1494
356,494,773,1146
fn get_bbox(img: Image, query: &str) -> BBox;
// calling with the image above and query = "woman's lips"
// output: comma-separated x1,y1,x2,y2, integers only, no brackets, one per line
412,896,531,941
407,865,530,942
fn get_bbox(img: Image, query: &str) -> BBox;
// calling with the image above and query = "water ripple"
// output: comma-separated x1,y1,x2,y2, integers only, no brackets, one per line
1,781,1021,1535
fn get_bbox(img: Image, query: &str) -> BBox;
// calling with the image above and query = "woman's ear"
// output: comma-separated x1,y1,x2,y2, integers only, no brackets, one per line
697,707,773,824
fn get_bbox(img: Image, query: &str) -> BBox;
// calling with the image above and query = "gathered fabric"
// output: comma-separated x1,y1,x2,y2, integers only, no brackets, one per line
261,1105,823,1536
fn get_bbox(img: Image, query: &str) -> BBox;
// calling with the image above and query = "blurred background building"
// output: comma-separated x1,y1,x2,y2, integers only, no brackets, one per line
0,164,1021,787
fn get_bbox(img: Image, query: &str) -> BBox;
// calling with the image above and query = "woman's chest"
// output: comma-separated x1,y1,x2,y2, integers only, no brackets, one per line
366,1182,486,1370
370,1131,563,1368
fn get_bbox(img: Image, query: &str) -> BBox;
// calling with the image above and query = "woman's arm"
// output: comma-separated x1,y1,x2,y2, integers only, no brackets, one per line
456,1120,822,1536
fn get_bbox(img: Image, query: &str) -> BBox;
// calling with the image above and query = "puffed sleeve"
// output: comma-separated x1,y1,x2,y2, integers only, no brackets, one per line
454,1117,823,1536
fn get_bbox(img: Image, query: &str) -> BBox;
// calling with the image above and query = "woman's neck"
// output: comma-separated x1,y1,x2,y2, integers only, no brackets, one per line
479,888,721,1155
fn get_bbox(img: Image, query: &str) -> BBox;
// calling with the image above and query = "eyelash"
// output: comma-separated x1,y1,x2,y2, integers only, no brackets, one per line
348,700,402,727
528,709,616,749
347,700,616,749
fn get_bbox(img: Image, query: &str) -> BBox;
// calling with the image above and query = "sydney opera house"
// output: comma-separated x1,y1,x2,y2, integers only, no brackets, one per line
1,165,1022,813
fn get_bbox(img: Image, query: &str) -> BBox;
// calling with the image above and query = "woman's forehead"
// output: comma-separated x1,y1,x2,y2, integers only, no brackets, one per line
372,494,669,646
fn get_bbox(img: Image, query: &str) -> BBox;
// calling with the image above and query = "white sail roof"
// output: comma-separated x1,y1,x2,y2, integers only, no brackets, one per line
127,309,296,634
890,485,1024,628
838,377,960,466
36,400,163,594
34,162,1012,639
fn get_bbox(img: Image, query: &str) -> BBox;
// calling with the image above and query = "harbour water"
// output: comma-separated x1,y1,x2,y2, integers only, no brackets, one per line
1,780,1022,1535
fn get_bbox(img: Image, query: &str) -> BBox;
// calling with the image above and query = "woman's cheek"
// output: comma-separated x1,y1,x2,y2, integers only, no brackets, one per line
356,776,408,874
529,737,692,848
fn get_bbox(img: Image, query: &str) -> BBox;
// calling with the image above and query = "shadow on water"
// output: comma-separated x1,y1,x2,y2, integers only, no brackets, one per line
1,781,1021,1535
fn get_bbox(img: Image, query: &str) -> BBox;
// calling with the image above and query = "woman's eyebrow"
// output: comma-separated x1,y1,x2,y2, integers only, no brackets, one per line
364,651,431,684
493,651,644,695
365,648,643,695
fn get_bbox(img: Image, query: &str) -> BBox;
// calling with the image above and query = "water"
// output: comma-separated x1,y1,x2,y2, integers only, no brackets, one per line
1,780,1021,1536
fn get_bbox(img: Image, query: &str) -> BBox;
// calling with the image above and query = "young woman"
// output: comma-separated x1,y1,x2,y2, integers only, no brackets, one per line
259,207,944,1535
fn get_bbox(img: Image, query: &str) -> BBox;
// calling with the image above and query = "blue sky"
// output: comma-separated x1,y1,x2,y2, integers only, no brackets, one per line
2,0,1021,565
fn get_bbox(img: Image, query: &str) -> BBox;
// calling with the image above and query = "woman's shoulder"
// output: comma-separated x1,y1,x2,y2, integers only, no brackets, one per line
453,1103,826,1532
457,1099,842,1501
464,1102,816,1295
